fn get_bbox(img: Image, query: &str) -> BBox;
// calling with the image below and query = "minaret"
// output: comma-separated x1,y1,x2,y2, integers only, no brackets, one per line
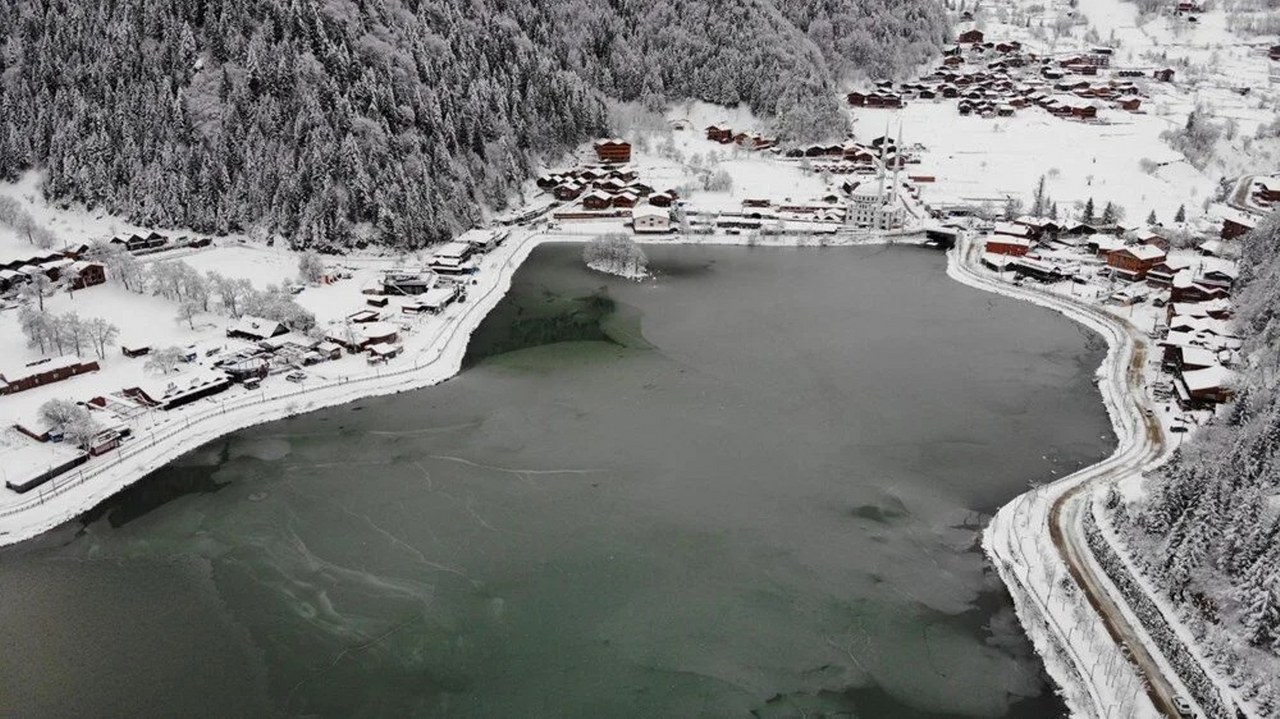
891,121,902,210
876,119,889,202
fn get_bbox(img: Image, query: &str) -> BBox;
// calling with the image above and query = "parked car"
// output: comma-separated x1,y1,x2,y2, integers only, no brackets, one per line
1173,696,1196,717
285,371,307,383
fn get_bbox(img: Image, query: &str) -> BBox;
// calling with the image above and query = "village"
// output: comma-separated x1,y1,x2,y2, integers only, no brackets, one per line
0,219,508,502
977,215,1239,422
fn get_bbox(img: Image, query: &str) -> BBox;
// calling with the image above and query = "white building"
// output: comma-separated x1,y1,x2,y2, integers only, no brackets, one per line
632,205,672,234
846,184,904,230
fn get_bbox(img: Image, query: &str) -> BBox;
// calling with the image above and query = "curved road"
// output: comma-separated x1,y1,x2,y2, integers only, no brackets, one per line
952,234,1192,718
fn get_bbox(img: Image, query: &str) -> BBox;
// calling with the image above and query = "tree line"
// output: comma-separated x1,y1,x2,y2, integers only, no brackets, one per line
0,0,946,249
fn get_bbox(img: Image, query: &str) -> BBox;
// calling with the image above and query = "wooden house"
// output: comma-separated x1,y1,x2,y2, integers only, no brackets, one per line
985,235,1032,256
1107,244,1166,281
68,261,106,290
1116,95,1142,112
553,182,584,201
1175,366,1233,409
648,191,677,208
1135,227,1169,251
0,356,100,395
705,124,734,143
1253,176,1280,204
957,27,984,44
1221,214,1255,239
593,138,632,164
123,368,232,411
581,190,613,210
1146,258,1192,286
227,316,288,342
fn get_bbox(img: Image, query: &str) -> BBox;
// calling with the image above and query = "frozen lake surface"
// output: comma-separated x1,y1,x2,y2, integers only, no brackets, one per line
0,244,1114,718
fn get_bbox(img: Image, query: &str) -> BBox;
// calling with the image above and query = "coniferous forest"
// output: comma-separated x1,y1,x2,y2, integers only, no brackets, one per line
0,0,947,248
1120,215,1280,710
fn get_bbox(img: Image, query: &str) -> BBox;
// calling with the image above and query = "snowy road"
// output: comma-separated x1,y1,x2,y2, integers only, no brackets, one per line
950,234,1195,718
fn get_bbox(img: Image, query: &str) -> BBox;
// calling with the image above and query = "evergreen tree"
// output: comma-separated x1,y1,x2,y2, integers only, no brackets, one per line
1101,201,1119,224
1083,197,1095,223
1146,209,1157,225
1240,574,1280,650
1175,204,1186,223
1031,174,1047,216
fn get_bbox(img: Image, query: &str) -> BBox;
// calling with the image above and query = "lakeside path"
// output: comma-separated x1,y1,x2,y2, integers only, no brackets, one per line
948,234,1196,718
0,227,923,548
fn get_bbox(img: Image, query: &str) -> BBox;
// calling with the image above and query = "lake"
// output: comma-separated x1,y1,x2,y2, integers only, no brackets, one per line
0,243,1114,718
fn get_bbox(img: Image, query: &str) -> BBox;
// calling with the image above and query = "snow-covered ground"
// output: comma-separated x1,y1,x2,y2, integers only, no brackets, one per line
861,101,1209,220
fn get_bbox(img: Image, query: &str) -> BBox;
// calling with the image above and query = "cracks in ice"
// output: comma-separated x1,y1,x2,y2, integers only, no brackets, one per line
283,478,477,586
366,420,483,437
427,453,607,487
284,611,421,713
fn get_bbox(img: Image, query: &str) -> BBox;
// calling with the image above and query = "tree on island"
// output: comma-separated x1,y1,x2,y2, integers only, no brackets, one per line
583,234,648,279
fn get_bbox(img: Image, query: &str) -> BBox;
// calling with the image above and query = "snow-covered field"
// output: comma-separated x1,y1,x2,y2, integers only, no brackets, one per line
864,101,1208,220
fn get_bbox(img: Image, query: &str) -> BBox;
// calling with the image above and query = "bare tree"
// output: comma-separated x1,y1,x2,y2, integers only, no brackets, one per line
85,317,120,359
18,306,54,353
60,312,86,356
20,273,54,311
144,346,185,374
176,299,200,329
0,197,58,249
39,398,87,429
209,272,252,317
64,415,102,450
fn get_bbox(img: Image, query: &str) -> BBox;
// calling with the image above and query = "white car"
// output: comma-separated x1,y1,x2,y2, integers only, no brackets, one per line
1173,696,1196,718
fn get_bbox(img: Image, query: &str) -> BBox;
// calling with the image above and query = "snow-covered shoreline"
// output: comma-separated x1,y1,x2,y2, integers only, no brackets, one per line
0,228,927,548
948,233,1176,717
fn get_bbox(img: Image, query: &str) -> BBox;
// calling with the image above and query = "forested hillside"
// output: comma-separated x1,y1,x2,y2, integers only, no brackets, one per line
0,0,947,248
1120,215,1280,712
